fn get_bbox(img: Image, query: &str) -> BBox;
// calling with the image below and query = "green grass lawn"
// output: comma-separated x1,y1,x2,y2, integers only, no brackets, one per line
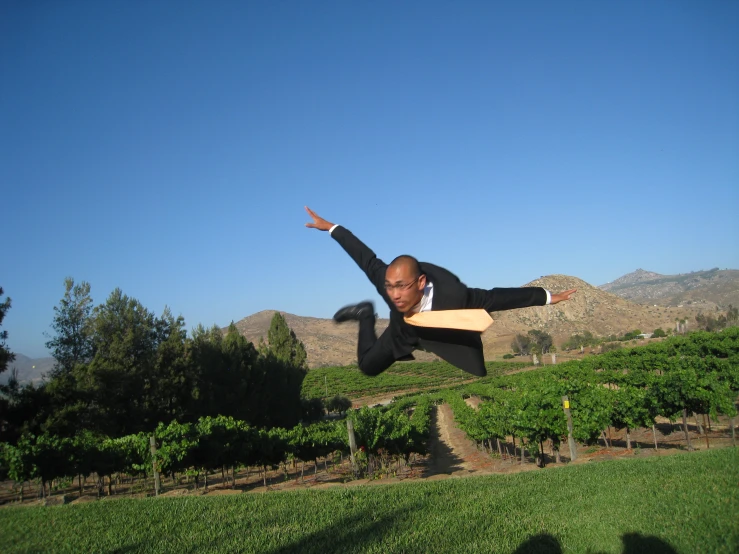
1,448,737,554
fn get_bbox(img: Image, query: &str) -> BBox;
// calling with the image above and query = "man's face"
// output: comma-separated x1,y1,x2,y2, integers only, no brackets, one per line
384,264,426,314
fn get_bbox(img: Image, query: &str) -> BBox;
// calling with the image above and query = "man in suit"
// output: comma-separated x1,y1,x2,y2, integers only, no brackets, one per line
305,206,576,377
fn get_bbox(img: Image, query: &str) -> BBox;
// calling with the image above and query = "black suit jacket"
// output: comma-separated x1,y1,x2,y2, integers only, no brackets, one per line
331,225,547,362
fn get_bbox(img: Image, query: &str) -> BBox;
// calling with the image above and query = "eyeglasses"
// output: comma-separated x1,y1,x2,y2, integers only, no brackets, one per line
384,277,419,292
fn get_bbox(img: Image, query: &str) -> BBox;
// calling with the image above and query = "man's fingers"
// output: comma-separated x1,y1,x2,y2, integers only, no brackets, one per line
305,206,319,227
550,289,577,304
304,206,332,231
305,206,320,219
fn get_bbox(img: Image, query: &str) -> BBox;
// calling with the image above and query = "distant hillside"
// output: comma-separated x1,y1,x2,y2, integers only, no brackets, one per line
232,310,440,368
1,354,54,385
232,275,701,368
484,275,699,353
602,268,663,287
600,268,739,309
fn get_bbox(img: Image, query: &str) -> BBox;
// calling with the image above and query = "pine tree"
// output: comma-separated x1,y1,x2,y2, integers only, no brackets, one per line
264,312,307,369
0,287,14,376
45,278,94,377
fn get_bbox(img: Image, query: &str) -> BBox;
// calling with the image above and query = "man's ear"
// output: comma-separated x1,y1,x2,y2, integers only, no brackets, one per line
418,274,427,289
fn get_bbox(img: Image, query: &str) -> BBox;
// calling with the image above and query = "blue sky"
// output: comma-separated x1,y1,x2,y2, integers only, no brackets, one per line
2,1,737,358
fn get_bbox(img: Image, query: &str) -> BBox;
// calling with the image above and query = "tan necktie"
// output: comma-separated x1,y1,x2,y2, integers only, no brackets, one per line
404,309,493,333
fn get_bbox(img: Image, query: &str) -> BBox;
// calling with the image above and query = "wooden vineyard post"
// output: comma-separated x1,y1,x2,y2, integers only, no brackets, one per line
702,414,710,449
652,425,659,451
150,436,161,496
562,396,577,461
681,409,694,451
731,417,736,447
347,419,358,475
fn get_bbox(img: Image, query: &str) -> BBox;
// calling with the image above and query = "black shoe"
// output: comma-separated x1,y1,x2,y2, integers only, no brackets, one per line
333,301,375,323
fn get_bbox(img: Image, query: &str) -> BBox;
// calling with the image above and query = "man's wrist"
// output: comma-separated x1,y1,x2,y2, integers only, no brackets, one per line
329,224,339,234
545,290,551,305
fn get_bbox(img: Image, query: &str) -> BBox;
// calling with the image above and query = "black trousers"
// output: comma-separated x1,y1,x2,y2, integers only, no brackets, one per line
356,318,487,377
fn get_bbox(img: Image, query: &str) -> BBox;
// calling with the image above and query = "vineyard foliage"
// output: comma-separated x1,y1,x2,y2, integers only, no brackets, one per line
0,329,737,490
436,328,739,454
300,360,529,399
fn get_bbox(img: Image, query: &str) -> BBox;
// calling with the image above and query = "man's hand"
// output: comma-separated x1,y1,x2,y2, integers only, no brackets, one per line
304,206,335,232
551,289,577,304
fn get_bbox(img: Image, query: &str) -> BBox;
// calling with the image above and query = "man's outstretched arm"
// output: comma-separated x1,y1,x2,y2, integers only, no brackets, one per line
466,287,577,312
304,206,388,295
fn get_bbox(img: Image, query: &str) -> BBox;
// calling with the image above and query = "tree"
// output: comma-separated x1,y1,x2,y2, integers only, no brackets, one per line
562,330,596,351
150,307,195,424
262,312,308,369
621,329,643,341
219,322,258,421
696,305,738,332
83,288,160,436
511,334,532,356
45,278,94,378
0,287,18,442
528,330,553,355
652,328,667,338
0,287,15,376
325,394,352,414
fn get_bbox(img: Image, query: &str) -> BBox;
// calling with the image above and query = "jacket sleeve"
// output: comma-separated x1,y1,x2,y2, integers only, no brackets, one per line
330,226,388,295
466,287,547,312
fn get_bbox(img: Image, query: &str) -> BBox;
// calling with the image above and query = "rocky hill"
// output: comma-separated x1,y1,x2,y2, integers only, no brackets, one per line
601,268,663,288
600,268,739,309
232,275,703,368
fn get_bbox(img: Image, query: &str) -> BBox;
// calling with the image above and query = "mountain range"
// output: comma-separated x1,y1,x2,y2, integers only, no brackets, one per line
600,268,739,309
0,354,55,386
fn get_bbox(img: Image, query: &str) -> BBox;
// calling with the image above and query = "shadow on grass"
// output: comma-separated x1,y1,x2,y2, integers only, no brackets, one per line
105,525,682,554
513,533,563,553
511,532,679,554
621,532,679,554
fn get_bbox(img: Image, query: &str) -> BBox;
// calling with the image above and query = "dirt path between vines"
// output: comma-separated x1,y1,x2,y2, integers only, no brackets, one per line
423,404,484,477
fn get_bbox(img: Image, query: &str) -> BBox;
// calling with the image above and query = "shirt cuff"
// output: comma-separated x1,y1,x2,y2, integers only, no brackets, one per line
545,290,551,305
329,224,339,235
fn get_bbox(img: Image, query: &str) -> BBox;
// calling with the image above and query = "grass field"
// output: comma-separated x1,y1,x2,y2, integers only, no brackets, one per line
1,448,736,553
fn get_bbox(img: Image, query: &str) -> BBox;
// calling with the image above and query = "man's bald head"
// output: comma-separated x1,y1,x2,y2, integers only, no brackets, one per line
388,255,422,279
385,255,426,313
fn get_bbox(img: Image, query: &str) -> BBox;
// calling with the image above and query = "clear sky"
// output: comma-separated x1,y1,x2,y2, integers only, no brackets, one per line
2,1,738,358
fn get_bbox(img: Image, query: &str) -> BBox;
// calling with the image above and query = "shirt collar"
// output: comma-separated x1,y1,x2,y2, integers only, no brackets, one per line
411,281,433,313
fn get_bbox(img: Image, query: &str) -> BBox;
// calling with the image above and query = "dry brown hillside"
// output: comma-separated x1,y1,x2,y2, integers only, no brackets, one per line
484,275,701,353
232,310,440,368
232,275,703,368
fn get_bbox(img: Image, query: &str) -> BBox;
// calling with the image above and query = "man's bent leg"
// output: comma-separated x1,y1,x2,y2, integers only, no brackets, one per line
357,323,397,376
333,301,396,376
